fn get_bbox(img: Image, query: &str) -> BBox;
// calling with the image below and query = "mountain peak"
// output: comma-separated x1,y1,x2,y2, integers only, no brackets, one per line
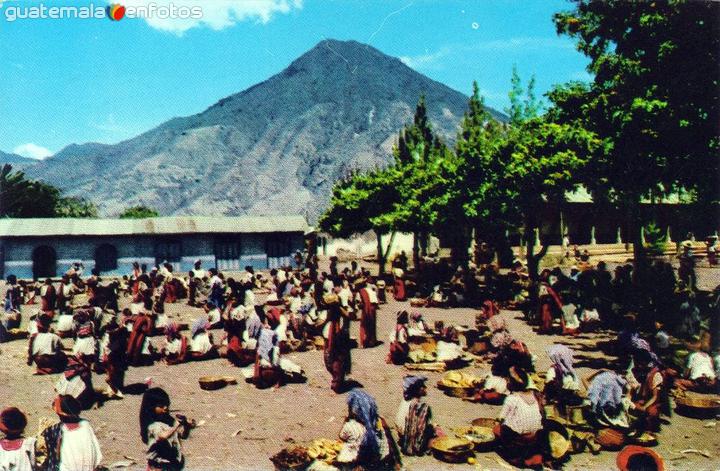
27,40,504,222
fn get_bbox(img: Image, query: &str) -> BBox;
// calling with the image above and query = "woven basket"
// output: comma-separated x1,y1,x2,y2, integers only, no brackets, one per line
675,391,720,410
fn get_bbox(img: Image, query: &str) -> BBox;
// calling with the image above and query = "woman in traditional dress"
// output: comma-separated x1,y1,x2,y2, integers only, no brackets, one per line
126,311,155,367
161,322,188,366
544,345,582,409
324,293,352,392
188,319,217,362
336,389,401,470
101,318,128,398
538,282,563,334
356,280,379,348
387,311,409,366
40,278,57,314
395,376,436,456
38,395,102,471
27,315,66,375
587,371,632,430
493,368,545,469
630,349,665,433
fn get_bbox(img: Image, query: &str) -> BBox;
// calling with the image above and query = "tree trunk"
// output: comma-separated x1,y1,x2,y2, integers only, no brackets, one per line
383,231,397,263
412,232,420,270
375,230,386,275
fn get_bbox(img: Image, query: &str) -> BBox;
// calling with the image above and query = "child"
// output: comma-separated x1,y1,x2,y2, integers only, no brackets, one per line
0,407,35,471
140,388,192,471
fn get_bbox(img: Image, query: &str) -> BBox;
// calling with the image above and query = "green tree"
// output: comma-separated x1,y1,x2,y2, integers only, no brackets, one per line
553,0,720,276
55,196,98,218
390,96,448,268
451,82,510,266
0,164,97,218
496,118,600,281
319,169,400,274
119,205,160,219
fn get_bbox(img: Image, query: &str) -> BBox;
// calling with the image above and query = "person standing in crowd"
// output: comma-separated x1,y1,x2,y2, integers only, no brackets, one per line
323,292,352,393
356,279,379,348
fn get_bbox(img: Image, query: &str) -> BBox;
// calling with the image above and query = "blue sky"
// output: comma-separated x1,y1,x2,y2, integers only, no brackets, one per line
0,0,591,159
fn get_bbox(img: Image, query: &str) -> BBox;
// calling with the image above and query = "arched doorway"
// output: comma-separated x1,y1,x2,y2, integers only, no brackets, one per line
95,244,118,273
32,245,57,280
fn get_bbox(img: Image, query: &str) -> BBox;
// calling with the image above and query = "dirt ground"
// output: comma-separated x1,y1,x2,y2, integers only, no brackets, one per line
1,267,719,470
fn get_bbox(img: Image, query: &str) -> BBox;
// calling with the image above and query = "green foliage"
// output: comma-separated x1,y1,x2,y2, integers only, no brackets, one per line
119,205,160,219
553,0,719,208
55,196,98,218
0,164,96,218
643,221,667,256
506,65,541,126
318,168,399,237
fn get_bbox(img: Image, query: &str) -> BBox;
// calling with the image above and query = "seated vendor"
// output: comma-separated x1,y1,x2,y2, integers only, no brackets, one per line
471,362,508,405
387,311,409,365
544,345,583,408
27,315,67,375
675,341,717,393
189,319,218,361
395,376,437,456
493,367,545,469
588,371,632,430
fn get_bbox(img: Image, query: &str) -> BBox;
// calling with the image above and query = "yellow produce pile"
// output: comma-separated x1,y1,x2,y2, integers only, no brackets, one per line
440,371,481,388
307,438,343,462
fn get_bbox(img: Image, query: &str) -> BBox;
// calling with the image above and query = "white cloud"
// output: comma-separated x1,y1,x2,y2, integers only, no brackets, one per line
400,47,451,69
114,0,302,35
13,143,53,160
400,37,574,70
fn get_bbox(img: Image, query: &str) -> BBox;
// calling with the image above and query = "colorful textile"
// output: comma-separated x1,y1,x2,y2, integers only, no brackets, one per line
588,371,627,416
347,389,380,463
400,399,432,456
547,345,576,378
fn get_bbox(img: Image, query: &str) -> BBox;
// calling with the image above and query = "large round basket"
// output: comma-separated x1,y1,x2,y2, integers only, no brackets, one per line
596,428,625,450
270,445,311,471
436,381,475,398
455,424,496,452
429,437,474,463
199,376,228,391
675,391,720,410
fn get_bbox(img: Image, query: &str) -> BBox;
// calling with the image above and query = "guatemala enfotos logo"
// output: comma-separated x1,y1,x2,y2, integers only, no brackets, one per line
2,2,203,22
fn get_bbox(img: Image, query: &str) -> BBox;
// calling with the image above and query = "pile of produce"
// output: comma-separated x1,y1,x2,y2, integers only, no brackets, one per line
307,438,343,463
270,445,311,470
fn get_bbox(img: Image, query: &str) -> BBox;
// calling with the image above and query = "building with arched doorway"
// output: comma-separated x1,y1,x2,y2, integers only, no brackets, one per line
0,216,311,280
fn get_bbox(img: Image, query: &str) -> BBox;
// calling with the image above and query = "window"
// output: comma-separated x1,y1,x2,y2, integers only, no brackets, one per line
32,245,57,279
215,237,241,270
155,239,182,268
95,244,118,273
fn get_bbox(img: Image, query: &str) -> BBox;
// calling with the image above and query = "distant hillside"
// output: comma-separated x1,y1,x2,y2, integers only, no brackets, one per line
27,39,506,222
0,151,38,170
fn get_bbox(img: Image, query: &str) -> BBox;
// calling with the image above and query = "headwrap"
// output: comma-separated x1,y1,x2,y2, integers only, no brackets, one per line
246,312,263,339
547,344,576,378
410,312,422,321
0,407,27,435
257,328,277,364
165,321,179,340
403,375,428,400
191,317,209,337
347,389,380,462
588,371,627,415
53,395,81,419
630,337,661,367
487,315,507,333
490,330,513,349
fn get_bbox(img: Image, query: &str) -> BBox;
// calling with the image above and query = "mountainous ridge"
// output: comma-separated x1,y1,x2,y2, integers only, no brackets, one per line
21,39,506,222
